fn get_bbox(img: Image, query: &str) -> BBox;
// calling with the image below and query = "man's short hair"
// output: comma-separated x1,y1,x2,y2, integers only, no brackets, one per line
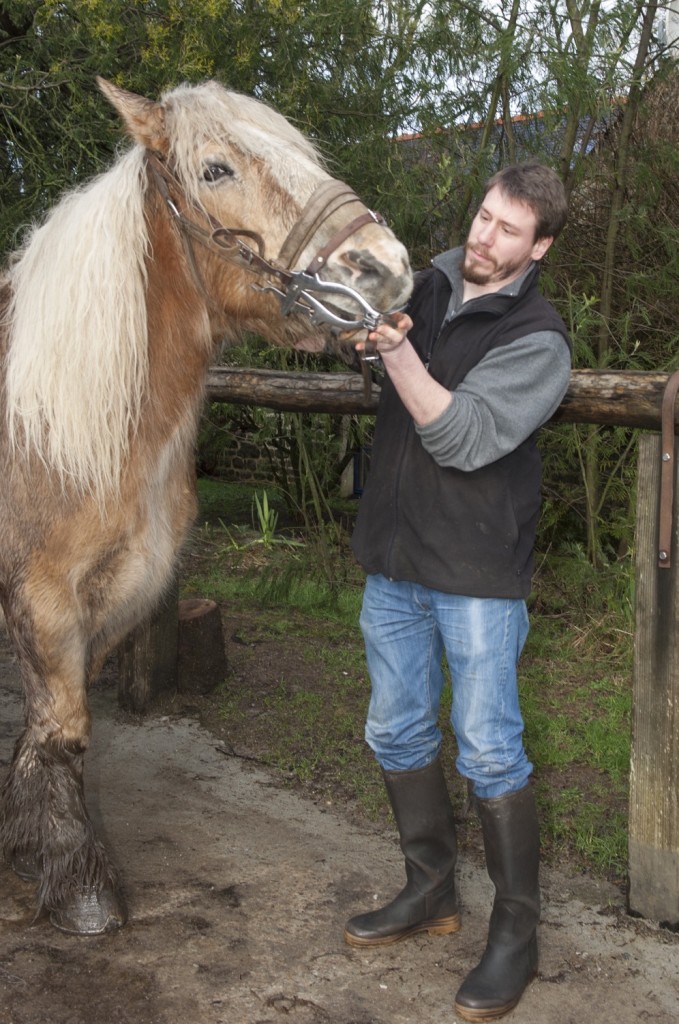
483,162,568,241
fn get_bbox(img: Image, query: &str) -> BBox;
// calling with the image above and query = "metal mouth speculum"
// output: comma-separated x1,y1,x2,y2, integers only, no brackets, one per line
254,271,401,337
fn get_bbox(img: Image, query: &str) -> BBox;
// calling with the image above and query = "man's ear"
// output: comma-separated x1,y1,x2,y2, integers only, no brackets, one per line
531,235,553,261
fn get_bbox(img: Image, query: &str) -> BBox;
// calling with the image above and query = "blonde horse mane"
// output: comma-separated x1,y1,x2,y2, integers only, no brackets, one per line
5,147,149,497
4,81,323,498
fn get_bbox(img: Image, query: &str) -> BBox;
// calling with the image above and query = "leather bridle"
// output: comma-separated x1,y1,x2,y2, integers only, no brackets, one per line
146,151,398,334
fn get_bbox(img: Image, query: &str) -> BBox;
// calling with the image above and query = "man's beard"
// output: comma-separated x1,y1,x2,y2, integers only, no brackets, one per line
462,241,524,286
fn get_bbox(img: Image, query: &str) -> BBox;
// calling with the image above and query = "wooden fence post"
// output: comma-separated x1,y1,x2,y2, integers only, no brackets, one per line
629,432,679,924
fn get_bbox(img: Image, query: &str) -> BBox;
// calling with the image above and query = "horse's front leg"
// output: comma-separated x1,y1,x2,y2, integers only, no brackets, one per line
1,599,127,934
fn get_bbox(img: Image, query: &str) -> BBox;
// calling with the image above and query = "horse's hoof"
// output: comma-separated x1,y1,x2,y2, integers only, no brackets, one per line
50,885,127,935
11,852,41,882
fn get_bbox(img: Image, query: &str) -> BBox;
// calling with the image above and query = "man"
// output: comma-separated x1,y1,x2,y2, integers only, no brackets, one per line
346,162,571,1022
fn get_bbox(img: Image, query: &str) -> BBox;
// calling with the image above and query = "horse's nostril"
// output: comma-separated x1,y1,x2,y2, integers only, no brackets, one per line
342,249,380,276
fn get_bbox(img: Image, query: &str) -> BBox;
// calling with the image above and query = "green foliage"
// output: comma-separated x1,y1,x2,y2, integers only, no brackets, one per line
252,490,278,546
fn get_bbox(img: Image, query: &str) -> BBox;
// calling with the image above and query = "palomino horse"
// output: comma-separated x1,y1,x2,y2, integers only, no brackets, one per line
0,78,412,934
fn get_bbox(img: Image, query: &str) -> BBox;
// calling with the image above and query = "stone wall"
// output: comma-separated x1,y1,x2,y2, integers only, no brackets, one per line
197,406,369,495
197,409,283,487
213,429,280,487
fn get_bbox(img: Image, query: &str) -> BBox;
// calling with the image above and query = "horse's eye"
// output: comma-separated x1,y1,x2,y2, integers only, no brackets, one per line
203,163,234,183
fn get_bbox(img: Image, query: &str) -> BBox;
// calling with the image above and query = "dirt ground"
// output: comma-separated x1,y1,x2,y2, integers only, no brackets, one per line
1,619,678,1024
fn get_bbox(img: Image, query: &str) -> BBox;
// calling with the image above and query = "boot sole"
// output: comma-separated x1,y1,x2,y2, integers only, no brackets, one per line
344,912,461,948
453,971,537,1022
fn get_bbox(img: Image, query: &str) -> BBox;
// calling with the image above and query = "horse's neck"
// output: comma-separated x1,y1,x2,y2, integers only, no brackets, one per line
141,211,219,442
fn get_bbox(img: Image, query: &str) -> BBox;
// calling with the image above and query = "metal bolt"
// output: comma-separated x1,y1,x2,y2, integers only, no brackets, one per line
659,550,668,561
662,452,672,461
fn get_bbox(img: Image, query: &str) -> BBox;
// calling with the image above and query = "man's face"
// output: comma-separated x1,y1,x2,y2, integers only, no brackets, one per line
463,186,552,290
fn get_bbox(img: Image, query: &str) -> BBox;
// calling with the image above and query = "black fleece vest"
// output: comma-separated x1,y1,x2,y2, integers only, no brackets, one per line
351,263,570,599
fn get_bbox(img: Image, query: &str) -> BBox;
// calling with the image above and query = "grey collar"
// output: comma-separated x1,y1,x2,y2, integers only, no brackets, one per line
432,246,535,319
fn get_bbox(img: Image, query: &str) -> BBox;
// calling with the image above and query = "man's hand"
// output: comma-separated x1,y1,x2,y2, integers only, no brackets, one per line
355,310,453,427
355,311,413,356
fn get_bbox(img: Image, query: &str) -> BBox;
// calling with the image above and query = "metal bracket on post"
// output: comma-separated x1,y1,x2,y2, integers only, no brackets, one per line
658,370,679,568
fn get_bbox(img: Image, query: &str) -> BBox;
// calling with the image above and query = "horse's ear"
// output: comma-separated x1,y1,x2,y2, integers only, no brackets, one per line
97,77,168,155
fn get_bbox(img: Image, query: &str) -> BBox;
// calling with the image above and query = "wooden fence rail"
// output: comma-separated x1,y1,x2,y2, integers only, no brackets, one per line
205,366,679,429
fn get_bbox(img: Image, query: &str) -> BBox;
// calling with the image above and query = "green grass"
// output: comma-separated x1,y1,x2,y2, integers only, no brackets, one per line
195,477,273,527
182,478,634,883
519,556,633,878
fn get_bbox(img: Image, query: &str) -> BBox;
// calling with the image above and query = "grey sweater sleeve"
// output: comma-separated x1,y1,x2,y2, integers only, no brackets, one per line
415,331,571,471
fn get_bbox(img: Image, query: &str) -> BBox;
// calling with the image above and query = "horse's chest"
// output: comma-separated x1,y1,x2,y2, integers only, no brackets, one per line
89,438,198,627
138,434,198,553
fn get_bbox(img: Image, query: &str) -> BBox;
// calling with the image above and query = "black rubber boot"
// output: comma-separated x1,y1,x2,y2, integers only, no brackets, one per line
344,758,460,947
454,784,540,1022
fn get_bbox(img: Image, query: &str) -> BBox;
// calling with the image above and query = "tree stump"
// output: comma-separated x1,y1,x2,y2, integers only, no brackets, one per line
118,578,179,712
177,598,227,694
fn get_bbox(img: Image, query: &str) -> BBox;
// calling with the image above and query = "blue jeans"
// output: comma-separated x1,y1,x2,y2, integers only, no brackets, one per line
360,574,532,799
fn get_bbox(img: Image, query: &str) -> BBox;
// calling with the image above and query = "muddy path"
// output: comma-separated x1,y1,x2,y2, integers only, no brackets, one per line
0,631,677,1024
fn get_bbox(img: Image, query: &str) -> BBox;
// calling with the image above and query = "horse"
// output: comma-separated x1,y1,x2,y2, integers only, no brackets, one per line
0,77,413,935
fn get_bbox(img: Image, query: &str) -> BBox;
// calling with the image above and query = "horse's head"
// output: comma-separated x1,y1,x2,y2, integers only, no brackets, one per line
98,78,413,351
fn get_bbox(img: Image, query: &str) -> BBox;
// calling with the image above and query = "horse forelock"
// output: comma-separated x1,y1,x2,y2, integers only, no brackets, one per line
160,81,325,207
5,148,150,497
